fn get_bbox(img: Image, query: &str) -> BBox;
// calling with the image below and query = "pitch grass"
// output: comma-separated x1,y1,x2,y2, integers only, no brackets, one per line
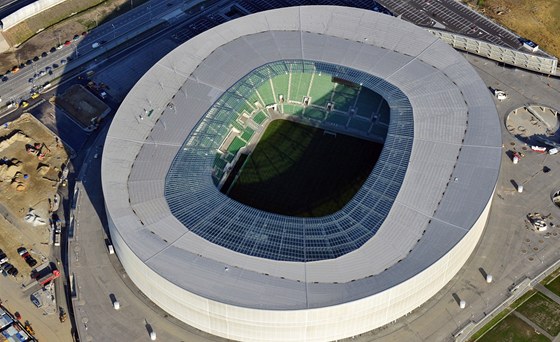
543,267,560,297
227,120,382,217
545,274,560,297
516,291,560,336
477,315,550,342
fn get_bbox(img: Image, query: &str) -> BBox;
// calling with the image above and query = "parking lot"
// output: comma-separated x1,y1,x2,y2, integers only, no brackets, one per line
376,0,549,55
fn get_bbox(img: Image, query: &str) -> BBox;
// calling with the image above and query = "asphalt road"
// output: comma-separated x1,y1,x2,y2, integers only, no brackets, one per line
0,0,186,105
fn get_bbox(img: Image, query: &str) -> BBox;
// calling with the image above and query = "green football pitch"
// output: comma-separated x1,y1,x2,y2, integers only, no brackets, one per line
226,120,383,217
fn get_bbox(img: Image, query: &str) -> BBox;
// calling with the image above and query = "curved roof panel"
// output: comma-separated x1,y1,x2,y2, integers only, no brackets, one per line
102,6,501,310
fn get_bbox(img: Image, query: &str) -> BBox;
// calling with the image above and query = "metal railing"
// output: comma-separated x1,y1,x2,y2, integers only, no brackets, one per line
429,29,558,76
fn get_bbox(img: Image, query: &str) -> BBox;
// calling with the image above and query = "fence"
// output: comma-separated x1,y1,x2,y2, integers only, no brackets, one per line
429,29,558,76
1,0,68,31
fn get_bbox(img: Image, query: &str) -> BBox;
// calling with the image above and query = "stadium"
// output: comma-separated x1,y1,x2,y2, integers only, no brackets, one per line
101,6,501,342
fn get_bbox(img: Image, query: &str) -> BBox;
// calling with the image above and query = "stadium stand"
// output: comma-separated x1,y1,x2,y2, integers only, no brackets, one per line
211,60,391,186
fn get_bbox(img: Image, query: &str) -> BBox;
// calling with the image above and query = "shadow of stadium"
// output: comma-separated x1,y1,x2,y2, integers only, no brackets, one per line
222,90,387,217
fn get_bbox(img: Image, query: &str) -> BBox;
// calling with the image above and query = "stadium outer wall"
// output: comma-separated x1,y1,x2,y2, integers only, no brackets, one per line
102,6,502,342
106,193,492,342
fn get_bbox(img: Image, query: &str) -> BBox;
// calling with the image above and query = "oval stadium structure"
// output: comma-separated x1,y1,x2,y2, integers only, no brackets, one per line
101,6,502,342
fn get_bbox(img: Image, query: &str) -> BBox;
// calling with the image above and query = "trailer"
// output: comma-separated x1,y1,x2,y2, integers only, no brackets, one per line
31,263,60,286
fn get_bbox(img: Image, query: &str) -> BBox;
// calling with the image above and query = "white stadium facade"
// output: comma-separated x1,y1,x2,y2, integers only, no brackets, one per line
101,6,501,342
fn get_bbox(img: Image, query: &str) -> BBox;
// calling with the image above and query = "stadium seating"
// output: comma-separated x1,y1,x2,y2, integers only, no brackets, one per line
210,61,392,186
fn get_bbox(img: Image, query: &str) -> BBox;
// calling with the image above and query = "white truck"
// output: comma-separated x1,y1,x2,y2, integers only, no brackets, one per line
493,89,507,101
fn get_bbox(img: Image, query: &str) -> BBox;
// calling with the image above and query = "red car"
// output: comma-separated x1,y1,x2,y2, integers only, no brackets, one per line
64,40,71,46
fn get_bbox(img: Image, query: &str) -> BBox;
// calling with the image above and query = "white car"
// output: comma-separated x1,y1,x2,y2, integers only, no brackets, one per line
0,249,8,264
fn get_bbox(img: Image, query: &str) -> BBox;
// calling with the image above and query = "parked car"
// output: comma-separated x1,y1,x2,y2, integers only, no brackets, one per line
41,51,48,57
25,60,32,65
31,297,41,308
8,267,18,277
1,263,12,271
33,56,39,61
24,255,37,267
60,59,67,65
64,40,71,46
50,47,56,53
0,250,8,264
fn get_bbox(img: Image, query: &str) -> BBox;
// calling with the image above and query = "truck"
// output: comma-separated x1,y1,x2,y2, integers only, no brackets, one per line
37,269,60,285
59,309,67,323
31,263,60,286
492,89,507,101
527,213,548,232
54,232,61,247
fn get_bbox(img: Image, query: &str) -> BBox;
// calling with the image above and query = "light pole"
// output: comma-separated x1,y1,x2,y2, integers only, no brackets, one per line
111,24,116,39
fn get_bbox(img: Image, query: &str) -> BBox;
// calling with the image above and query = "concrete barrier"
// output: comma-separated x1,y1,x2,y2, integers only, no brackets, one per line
1,0,68,31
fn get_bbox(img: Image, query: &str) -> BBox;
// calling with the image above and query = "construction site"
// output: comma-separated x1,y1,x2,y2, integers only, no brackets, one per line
0,112,68,234
54,84,110,131
0,113,70,341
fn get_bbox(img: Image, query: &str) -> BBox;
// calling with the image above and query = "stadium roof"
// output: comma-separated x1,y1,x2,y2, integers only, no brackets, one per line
102,6,501,310
165,59,412,262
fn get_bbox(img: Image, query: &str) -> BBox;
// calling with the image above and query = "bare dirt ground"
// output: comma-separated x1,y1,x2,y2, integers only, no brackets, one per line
0,0,149,72
0,258,73,342
464,0,560,58
55,84,110,128
0,113,68,270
